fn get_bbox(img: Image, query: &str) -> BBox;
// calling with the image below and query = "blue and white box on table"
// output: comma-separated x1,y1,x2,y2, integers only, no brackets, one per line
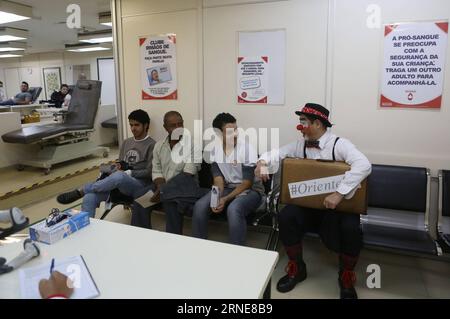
29,209,90,245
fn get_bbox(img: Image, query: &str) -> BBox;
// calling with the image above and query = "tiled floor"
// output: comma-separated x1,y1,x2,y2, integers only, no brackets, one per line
1,158,449,299
0,146,119,197
7,195,449,299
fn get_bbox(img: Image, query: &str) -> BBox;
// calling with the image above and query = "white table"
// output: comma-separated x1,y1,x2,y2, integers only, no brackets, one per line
0,219,279,299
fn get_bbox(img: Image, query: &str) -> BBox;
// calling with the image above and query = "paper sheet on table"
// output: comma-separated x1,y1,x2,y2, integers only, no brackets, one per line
135,190,160,208
19,255,99,299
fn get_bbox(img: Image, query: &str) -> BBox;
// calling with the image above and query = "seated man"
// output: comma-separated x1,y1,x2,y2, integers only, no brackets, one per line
57,109,156,219
132,111,201,232
0,82,32,106
255,103,371,299
50,84,71,108
192,113,264,246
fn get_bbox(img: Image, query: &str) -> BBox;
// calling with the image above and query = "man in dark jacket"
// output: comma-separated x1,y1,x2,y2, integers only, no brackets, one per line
50,84,71,108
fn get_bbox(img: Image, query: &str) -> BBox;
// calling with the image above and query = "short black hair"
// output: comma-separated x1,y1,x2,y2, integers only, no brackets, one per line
22,81,29,87
212,113,236,131
128,109,150,130
61,84,69,89
163,111,183,125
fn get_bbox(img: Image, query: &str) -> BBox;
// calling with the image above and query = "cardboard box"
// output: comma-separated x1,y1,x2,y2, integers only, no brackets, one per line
29,209,90,244
280,158,368,214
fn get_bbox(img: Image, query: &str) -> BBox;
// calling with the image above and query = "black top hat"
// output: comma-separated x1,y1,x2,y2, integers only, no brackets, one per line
295,103,333,127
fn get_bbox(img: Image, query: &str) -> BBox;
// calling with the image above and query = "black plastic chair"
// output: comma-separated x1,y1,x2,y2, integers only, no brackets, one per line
99,188,134,220
362,164,440,255
438,170,450,254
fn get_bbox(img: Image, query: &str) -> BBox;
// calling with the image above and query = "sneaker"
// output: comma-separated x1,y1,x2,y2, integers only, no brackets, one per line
57,189,83,204
276,260,307,293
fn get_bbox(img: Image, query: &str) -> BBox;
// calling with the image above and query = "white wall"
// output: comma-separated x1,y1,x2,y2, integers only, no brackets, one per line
98,58,117,106
0,51,114,101
116,0,450,174
118,0,202,141
203,0,329,147
331,0,450,175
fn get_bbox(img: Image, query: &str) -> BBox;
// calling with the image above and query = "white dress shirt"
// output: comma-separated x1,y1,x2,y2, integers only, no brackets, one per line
259,130,372,196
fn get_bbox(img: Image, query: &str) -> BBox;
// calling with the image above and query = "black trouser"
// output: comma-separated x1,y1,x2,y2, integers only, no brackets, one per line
131,204,152,229
278,204,362,256
164,201,187,234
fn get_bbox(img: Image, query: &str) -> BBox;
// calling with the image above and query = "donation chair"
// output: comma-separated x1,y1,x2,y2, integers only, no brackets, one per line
1,80,109,174
28,87,42,104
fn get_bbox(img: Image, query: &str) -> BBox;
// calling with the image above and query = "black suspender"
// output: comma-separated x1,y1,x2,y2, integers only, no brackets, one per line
303,137,340,160
332,137,340,161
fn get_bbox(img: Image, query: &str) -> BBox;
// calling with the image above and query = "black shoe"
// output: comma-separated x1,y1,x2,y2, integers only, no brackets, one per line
57,189,82,204
338,271,358,299
276,261,307,293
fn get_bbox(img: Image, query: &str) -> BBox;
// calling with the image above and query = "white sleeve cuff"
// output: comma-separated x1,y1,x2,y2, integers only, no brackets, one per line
336,183,353,196
337,183,361,199
124,170,132,176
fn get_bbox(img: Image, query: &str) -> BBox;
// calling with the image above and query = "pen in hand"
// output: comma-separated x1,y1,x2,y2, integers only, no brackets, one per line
49,258,55,275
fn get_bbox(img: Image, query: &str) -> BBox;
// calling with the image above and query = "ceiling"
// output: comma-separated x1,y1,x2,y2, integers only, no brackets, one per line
2,0,111,54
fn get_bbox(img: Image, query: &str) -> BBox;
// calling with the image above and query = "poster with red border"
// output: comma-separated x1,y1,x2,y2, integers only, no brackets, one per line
380,21,448,108
140,34,177,100
237,56,269,104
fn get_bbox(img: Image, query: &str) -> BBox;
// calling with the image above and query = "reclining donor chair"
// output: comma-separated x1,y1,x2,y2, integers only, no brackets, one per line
1,80,109,174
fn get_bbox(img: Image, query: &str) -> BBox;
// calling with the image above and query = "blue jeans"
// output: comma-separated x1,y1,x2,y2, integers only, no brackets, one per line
192,188,262,246
0,99,15,106
81,171,148,218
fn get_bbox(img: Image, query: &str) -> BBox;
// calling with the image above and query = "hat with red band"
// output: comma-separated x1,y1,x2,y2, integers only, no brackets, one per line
295,103,333,127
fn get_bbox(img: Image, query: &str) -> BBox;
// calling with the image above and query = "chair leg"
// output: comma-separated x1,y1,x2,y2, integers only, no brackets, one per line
100,209,111,220
100,204,117,220
263,279,271,299
272,230,280,251
265,227,280,251
265,227,275,250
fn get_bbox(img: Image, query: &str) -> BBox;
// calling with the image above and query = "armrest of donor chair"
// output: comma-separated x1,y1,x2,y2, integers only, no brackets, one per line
101,117,118,129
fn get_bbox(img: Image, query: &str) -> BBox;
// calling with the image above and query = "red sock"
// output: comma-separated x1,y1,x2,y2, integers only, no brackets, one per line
339,253,358,271
285,242,303,261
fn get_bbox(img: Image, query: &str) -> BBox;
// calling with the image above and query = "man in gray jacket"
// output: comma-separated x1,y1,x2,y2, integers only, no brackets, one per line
57,110,156,219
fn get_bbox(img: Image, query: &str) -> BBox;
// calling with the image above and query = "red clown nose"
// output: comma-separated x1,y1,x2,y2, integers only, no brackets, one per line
297,124,305,131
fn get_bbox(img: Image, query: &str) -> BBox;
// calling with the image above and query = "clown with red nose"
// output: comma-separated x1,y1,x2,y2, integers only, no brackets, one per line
255,102,372,299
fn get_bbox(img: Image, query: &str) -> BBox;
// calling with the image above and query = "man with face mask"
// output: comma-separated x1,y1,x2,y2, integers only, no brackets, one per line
255,103,372,299
192,113,265,246
136,111,202,233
